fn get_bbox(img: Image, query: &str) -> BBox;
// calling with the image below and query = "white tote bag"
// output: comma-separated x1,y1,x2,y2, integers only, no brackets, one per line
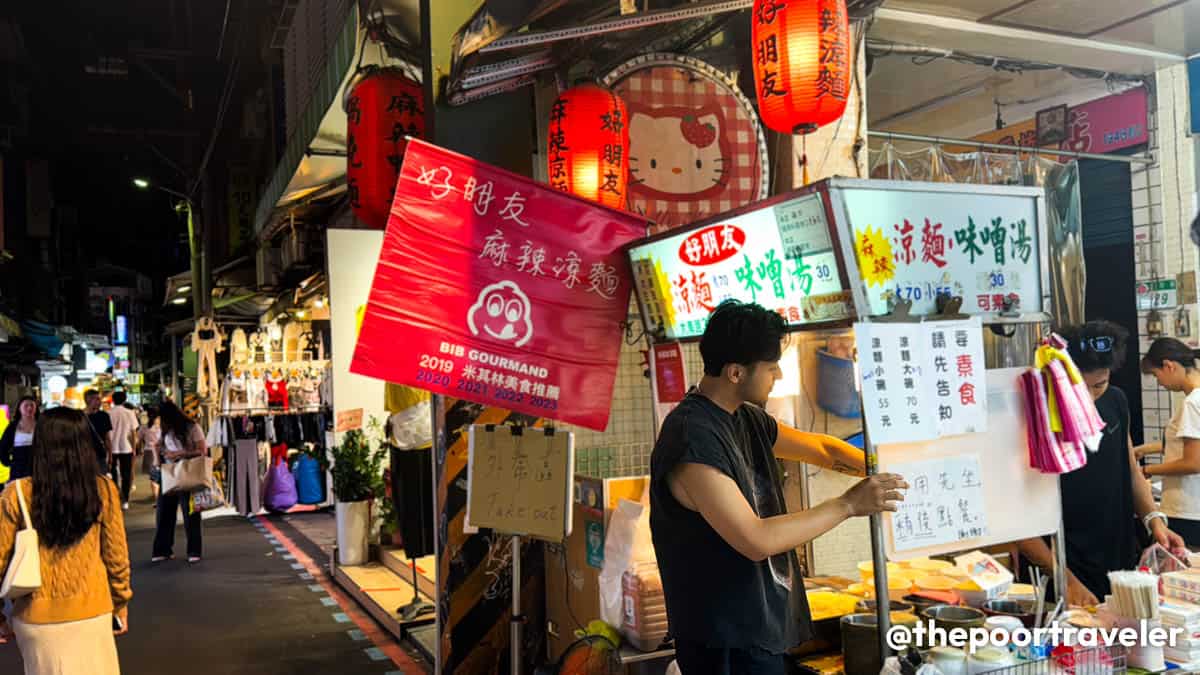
1,480,42,598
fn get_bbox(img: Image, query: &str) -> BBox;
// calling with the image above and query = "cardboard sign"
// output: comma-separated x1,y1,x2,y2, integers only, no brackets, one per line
335,408,363,433
350,140,647,431
465,426,574,542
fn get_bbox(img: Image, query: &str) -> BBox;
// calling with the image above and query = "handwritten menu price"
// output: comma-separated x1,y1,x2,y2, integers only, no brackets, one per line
855,318,987,445
886,455,989,552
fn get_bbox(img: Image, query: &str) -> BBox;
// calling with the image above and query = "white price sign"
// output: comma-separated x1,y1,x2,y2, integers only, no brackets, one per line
1136,279,1177,310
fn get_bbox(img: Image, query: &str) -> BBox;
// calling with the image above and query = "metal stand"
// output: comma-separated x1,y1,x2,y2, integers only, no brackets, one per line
864,426,893,661
510,535,523,675
398,558,435,621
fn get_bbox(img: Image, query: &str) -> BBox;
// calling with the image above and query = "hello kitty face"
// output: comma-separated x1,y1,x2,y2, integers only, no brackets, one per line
628,104,730,202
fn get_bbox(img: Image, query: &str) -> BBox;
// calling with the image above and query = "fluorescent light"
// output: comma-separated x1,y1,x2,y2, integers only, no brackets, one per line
133,178,150,189
177,284,191,294
171,297,187,305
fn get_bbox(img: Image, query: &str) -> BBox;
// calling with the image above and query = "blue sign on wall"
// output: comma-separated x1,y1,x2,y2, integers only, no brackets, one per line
1189,57,1200,135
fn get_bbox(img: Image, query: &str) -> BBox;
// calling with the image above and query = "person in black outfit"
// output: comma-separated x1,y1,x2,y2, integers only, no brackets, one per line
1018,321,1186,606
84,388,114,472
650,300,907,675
0,395,39,483
152,400,206,563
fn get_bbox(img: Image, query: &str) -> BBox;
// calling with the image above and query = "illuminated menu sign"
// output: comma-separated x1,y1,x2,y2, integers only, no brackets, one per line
628,191,852,340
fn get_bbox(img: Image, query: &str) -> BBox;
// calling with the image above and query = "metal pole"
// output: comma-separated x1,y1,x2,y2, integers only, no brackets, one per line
1052,487,1069,604
185,203,204,319
511,535,522,675
865,427,893,663
169,334,179,402
430,393,446,675
866,129,1155,164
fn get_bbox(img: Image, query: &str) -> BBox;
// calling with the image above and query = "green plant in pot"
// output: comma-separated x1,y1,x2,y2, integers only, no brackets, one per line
330,428,386,565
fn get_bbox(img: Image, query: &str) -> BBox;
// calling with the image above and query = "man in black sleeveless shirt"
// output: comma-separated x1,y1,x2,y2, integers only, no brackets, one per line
651,300,907,674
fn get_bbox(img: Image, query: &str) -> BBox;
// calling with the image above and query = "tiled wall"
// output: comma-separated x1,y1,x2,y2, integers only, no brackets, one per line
1137,63,1199,444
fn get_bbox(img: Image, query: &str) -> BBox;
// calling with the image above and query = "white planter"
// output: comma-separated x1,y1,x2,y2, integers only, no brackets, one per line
335,499,370,566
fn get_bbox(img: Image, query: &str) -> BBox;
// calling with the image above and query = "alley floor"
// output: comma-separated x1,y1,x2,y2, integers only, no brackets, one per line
0,477,432,675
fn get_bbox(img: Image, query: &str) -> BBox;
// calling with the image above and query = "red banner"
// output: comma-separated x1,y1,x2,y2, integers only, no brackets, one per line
350,139,648,431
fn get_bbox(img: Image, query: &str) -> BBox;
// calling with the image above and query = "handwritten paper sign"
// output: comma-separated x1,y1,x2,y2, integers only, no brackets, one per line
335,408,364,433
856,318,987,444
887,454,989,552
465,426,574,542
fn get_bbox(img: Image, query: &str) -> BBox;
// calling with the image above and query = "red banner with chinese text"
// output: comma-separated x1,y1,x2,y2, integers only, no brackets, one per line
350,139,648,431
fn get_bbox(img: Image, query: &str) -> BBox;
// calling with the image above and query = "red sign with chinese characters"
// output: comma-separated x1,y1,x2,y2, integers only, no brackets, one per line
350,139,648,431
653,343,687,404
677,224,746,266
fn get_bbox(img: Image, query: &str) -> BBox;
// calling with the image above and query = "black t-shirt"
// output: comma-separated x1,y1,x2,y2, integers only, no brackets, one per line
88,410,113,467
649,392,812,654
1057,386,1139,598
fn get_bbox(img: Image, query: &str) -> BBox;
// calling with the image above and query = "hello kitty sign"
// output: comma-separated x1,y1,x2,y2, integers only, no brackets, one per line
351,140,648,431
604,54,769,232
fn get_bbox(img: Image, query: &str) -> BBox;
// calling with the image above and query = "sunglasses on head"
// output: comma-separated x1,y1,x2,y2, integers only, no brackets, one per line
1081,337,1113,353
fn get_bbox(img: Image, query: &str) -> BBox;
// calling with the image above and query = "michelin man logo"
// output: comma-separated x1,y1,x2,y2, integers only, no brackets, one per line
467,280,534,348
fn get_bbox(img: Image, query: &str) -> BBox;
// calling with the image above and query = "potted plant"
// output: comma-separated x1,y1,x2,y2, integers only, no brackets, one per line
330,428,385,565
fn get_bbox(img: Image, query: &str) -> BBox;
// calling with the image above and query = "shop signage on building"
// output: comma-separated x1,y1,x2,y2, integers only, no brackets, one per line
1136,279,1178,310
351,139,646,431
970,88,1148,156
843,184,1044,317
627,190,852,340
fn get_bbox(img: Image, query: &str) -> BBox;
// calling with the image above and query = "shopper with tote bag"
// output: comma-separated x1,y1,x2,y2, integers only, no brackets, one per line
152,401,208,564
0,407,132,675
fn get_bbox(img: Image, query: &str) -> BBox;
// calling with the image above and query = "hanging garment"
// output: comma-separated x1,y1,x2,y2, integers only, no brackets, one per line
265,372,289,410
301,374,321,411
247,373,268,411
231,439,262,515
247,331,265,363
191,317,224,398
320,363,333,407
225,371,249,414
287,375,304,411
283,321,304,362
230,328,249,363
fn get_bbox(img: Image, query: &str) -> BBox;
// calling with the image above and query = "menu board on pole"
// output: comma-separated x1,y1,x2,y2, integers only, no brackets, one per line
855,318,987,445
627,189,853,340
835,181,1046,318
465,425,574,542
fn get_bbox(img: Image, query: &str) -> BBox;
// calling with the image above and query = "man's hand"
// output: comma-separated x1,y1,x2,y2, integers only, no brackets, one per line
1067,575,1099,608
840,473,907,517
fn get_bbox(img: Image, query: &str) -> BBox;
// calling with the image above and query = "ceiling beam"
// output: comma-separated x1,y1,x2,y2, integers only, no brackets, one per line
874,8,1187,64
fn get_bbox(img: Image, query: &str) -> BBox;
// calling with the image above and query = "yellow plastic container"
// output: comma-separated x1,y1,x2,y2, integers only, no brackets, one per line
807,591,862,621
909,558,955,573
915,575,959,592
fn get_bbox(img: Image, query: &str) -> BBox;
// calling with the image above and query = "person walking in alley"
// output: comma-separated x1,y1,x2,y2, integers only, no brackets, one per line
138,408,162,503
0,407,132,675
0,397,39,485
107,392,139,511
84,390,114,474
152,401,205,564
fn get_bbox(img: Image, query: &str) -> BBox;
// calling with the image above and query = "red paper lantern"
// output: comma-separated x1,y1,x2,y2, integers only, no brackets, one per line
547,84,630,209
751,0,852,135
345,67,424,228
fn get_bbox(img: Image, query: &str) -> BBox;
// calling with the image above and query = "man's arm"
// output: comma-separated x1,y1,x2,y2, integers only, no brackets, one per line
1016,537,1097,607
669,462,904,562
773,424,866,476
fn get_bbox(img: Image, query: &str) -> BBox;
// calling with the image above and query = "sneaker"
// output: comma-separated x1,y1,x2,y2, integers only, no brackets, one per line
151,556,173,563
123,503,129,510
187,556,202,564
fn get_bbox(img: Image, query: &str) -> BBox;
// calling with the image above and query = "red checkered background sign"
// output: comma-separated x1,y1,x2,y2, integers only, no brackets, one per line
605,54,769,233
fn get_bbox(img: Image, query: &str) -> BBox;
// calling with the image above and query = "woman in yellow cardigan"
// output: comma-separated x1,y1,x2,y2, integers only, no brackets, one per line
0,407,132,674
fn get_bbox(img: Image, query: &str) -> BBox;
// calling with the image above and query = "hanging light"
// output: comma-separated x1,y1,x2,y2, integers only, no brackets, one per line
546,83,630,209
345,67,424,229
751,0,853,135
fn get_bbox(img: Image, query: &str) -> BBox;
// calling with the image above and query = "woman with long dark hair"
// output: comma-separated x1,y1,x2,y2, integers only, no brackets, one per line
1141,338,1200,547
0,407,132,674
0,396,39,484
153,400,206,564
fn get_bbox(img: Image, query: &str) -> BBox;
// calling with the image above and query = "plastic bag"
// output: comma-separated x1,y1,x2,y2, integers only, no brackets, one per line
1139,543,1188,575
881,655,945,675
294,454,325,504
598,495,655,629
263,458,298,512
